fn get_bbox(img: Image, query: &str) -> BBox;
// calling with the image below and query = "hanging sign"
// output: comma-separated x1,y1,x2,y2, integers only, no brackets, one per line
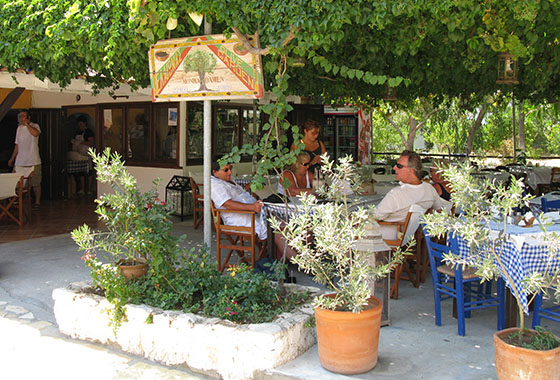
149,34,264,102
358,109,372,165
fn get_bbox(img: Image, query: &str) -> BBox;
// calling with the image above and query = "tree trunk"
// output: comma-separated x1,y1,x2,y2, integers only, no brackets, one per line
406,118,417,150
518,101,526,152
198,71,209,91
465,103,489,156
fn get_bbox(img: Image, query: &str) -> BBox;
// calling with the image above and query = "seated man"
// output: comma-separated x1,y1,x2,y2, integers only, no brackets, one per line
211,160,267,240
375,150,442,240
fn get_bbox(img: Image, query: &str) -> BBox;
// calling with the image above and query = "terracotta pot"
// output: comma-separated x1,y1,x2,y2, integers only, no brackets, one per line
314,294,382,375
118,258,148,280
494,327,560,380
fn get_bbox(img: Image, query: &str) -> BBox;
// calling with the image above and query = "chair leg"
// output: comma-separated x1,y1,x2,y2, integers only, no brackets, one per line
391,263,402,299
531,292,543,329
497,278,505,331
456,278,466,336
464,282,472,319
434,283,443,327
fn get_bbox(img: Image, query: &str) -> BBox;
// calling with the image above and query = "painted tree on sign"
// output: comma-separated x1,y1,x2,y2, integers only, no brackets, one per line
183,50,217,91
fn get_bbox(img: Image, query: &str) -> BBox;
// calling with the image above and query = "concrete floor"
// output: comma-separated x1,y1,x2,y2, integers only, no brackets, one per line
0,214,559,379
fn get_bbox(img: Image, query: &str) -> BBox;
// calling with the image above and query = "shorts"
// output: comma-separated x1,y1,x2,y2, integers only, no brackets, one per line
15,164,42,187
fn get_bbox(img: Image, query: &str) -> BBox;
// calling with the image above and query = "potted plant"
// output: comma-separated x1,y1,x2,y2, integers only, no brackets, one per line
71,148,181,329
271,155,406,375
422,163,560,380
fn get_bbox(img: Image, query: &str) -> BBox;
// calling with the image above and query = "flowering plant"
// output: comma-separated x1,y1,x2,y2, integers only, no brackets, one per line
271,154,406,313
71,148,181,330
72,148,179,265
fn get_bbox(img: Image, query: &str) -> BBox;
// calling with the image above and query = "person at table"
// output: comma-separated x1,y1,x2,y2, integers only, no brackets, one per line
211,160,267,240
431,161,452,201
278,152,315,197
375,150,442,238
71,115,95,195
291,119,326,174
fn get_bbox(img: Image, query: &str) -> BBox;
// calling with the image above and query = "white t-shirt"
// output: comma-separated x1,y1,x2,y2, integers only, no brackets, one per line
210,176,267,240
375,181,442,222
14,123,41,166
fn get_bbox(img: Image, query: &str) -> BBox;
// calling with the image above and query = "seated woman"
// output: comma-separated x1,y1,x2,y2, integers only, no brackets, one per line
431,161,452,201
278,152,315,197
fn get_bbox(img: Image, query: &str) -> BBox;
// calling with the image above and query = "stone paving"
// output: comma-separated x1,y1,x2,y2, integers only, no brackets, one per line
0,300,209,379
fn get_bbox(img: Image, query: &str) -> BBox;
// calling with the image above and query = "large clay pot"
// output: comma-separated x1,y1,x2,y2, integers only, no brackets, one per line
494,327,560,380
314,294,382,375
118,258,148,280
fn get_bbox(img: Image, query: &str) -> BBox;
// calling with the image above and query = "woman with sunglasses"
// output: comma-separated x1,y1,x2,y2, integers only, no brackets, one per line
291,119,326,174
277,152,315,197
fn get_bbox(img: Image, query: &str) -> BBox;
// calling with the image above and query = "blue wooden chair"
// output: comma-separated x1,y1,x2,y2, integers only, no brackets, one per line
541,197,560,212
422,226,506,336
531,291,560,328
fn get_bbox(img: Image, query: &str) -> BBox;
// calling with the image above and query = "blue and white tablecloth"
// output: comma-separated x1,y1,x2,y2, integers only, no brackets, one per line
453,221,560,314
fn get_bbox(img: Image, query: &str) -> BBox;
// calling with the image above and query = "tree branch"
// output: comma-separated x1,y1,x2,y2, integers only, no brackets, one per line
415,108,438,131
232,26,299,56
386,116,407,147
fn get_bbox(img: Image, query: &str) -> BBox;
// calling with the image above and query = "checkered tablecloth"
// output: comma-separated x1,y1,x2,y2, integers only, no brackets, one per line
66,160,92,174
263,194,383,222
453,222,560,314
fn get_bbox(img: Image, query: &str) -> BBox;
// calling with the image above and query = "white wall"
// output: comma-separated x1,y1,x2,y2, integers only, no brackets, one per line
97,166,184,198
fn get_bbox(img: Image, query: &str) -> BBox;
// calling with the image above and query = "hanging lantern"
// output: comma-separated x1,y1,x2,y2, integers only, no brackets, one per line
384,84,397,101
496,52,519,85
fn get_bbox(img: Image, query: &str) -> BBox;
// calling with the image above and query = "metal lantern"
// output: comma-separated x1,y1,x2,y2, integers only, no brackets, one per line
165,175,193,221
496,52,519,85
384,84,397,101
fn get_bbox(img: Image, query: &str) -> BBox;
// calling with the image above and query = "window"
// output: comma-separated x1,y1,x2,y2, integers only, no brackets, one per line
99,102,179,167
186,102,262,164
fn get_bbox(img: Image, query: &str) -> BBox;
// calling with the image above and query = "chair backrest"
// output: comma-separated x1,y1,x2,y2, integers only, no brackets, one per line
541,197,560,212
422,226,451,262
0,173,23,200
401,204,428,246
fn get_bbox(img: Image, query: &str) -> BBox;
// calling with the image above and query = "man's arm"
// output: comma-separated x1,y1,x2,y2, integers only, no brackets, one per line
8,144,18,167
25,123,40,137
223,199,263,213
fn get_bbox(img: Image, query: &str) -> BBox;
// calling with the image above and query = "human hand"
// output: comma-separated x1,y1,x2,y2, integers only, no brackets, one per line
253,200,263,213
310,155,321,165
8,158,14,167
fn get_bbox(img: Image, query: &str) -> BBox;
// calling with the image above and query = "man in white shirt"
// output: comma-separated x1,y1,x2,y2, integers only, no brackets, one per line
211,161,267,240
375,150,442,238
8,110,42,208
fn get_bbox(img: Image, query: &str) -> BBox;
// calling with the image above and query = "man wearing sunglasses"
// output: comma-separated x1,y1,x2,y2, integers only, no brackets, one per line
211,159,267,240
375,150,442,234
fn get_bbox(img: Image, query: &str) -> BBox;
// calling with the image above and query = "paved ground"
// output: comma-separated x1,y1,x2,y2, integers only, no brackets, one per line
1,216,559,380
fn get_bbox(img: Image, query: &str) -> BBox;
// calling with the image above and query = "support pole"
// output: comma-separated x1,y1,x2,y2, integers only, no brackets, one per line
203,19,212,248
512,91,516,161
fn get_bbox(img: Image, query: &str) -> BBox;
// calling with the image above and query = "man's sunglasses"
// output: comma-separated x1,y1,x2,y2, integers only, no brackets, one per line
223,166,233,172
395,163,406,169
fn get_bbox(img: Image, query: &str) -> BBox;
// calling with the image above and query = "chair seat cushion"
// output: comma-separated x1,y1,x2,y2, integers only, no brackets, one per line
436,264,479,280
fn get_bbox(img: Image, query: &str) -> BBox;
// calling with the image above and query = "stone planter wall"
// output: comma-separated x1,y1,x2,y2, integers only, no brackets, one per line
52,282,318,380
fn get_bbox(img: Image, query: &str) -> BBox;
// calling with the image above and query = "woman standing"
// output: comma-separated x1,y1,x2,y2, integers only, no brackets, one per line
291,119,326,174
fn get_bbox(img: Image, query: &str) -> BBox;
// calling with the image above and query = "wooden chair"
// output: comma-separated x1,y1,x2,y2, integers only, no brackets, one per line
211,201,267,272
0,173,25,227
377,204,427,299
190,177,204,229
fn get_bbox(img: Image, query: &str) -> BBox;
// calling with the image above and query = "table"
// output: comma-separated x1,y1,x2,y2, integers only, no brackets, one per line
454,221,560,326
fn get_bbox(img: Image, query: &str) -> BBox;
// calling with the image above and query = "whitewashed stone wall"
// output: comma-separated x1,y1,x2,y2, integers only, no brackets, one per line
52,282,318,380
